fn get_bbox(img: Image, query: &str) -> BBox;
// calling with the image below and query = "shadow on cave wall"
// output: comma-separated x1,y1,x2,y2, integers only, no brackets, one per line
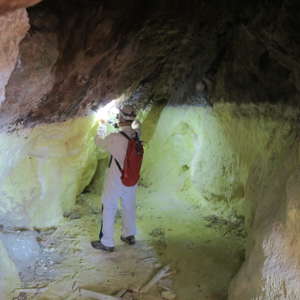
0,0,299,131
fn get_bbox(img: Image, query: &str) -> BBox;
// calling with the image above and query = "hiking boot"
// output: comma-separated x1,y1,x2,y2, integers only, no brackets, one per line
120,235,135,245
91,240,114,252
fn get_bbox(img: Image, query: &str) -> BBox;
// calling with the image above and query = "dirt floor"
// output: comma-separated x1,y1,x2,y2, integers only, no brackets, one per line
11,194,244,300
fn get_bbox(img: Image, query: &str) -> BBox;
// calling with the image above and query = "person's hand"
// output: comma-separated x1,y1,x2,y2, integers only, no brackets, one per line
132,119,141,130
97,123,106,137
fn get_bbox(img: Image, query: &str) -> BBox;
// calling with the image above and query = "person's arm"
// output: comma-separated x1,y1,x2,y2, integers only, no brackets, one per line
95,134,107,149
94,120,111,150
95,132,118,154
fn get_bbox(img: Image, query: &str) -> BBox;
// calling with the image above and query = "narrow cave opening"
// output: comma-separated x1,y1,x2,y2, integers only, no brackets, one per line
0,0,300,300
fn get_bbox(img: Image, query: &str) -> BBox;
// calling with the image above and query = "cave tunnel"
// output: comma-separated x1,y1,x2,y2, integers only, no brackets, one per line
0,0,300,299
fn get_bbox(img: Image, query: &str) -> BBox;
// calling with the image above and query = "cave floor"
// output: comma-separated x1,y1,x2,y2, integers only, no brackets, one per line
12,194,244,300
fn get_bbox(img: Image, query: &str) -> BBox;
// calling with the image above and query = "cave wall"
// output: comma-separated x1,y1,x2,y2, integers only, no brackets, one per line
140,103,299,229
0,115,98,298
0,11,30,299
229,146,300,299
1,0,300,127
0,0,253,129
0,117,98,228
0,0,300,299
0,5,99,230
0,9,29,105
0,0,41,14
136,102,300,299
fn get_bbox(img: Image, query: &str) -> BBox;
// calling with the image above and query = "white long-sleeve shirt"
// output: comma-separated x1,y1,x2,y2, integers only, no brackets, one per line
95,125,138,185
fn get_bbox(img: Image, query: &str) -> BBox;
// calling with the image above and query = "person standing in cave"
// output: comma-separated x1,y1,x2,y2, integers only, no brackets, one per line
91,106,142,252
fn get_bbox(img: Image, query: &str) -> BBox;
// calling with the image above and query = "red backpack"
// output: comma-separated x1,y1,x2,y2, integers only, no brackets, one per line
113,131,144,186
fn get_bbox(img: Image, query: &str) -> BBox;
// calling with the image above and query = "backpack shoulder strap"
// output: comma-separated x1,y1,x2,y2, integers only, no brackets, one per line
114,158,122,173
120,131,131,140
108,155,113,168
108,154,122,172
112,131,130,174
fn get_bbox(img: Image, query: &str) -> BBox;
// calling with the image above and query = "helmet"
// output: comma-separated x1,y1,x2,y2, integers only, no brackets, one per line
118,106,136,121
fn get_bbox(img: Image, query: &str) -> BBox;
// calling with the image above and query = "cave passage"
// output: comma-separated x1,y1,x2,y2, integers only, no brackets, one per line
1,1,300,300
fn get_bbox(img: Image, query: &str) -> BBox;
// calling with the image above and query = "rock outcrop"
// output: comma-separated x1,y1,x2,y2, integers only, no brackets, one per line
0,0,299,128
0,0,41,14
0,9,29,105
229,147,300,299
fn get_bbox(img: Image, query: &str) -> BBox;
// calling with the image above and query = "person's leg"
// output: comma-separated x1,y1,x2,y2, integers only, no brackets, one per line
120,186,137,240
92,173,122,251
100,189,119,248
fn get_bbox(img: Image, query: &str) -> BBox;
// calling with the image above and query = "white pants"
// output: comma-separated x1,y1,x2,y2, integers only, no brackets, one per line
100,174,137,247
